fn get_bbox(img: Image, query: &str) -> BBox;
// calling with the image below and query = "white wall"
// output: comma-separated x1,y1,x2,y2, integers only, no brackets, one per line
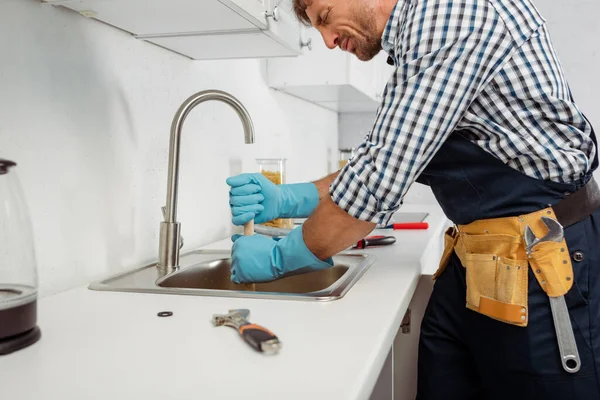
2,0,598,297
338,112,374,151
338,0,600,204
0,0,338,296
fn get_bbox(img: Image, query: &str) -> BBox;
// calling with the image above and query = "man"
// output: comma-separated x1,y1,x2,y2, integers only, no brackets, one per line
227,0,600,398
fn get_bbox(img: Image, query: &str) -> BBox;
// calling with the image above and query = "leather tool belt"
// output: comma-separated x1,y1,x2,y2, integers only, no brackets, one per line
434,178,600,327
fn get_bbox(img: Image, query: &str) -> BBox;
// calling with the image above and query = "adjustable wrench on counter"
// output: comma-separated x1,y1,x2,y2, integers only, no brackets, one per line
212,309,281,355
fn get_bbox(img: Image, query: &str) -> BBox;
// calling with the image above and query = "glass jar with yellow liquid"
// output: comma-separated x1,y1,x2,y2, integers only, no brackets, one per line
256,158,294,229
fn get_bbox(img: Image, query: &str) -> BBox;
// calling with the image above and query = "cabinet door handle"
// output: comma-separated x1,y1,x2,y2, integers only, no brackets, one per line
300,38,313,51
265,6,279,22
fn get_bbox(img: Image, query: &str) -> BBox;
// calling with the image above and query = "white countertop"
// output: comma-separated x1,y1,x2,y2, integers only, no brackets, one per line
0,204,448,400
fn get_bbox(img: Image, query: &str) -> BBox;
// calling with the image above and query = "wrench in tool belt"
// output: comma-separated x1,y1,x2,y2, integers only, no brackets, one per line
524,216,581,373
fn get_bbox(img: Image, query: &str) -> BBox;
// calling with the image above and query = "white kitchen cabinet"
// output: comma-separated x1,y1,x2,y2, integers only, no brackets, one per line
369,216,448,399
368,276,435,400
266,27,394,113
392,276,434,400
42,0,303,59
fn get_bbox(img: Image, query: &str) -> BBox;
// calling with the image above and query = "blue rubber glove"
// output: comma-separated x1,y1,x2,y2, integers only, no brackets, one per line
230,226,333,283
226,173,319,226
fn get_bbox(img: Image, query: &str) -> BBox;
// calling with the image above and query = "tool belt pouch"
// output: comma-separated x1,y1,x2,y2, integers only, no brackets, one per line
456,231,529,327
527,239,573,298
433,226,459,280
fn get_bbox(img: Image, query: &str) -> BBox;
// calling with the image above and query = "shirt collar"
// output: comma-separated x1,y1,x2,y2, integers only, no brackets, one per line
381,0,405,58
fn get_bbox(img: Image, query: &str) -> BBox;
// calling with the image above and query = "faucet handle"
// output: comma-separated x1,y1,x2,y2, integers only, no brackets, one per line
161,206,184,249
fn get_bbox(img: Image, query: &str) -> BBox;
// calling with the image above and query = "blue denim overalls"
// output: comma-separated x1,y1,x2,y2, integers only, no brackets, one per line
414,124,600,399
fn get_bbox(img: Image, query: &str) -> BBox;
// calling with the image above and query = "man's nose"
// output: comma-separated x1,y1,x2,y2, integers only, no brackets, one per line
320,29,339,50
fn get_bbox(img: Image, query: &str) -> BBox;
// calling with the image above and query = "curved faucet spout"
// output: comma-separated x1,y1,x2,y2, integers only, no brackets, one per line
158,90,255,271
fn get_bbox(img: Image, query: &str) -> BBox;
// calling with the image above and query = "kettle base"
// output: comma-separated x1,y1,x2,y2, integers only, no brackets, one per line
0,326,41,356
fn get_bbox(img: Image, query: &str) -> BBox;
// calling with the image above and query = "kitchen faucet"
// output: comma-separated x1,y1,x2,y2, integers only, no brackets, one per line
157,90,255,272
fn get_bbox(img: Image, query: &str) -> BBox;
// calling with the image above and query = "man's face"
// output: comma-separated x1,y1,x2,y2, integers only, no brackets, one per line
304,0,382,61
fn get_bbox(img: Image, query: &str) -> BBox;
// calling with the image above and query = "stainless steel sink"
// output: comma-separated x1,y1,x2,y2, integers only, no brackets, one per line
89,249,375,301
87,90,380,302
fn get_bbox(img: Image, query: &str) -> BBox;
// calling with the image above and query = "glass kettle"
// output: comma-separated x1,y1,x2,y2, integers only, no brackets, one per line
0,159,41,355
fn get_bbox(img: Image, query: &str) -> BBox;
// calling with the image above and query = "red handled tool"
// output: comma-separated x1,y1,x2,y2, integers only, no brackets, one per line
383,222,429,230
353,235,396,249
212,309,281,355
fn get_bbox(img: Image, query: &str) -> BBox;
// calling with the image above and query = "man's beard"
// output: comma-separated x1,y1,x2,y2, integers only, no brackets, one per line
351,2,382,61
353,33,382,61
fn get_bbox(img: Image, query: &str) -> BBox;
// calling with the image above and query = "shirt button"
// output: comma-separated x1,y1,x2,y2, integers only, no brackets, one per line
572,251,584,262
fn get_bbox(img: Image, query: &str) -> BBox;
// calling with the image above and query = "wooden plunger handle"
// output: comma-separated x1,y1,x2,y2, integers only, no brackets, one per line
244,220,255,236
242,221,256,291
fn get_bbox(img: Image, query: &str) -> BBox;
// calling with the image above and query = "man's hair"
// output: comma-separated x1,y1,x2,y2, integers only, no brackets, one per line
293,0,313,26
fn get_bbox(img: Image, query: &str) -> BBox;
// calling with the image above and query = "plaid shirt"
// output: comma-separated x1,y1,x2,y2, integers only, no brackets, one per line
329,0,596,226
